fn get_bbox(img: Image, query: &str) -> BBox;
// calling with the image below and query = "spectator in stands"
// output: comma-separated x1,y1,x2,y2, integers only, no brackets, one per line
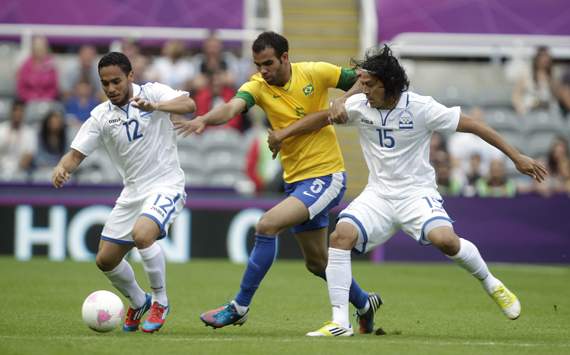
475,159,517,197
194,71,244,131
534,136,570,196
34,110,67,168
245,118,283,193
559,69,570,119
448,108,503,183
115,38,141,62
109,38,149,85
557,159,570,195
462,153,483,197
191,35,239,89
64,80,99,126
61,45,100,99
146,40,194,90
548,136,569,173
511,46,566,116
0,100,36,180
16,36,59,102
131,53,150,84
433,150,463,196
429,131,448,164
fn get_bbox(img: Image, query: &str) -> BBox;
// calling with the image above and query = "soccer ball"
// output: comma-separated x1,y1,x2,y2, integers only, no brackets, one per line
81,290,125,332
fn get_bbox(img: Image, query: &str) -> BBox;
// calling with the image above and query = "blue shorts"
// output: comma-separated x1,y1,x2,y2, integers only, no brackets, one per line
284,172,346,233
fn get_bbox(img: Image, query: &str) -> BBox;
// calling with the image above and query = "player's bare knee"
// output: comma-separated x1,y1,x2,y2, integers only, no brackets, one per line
95,253,118,272
428,229,460,255
330,229,356,250
255,215,281,236
132,231,156,249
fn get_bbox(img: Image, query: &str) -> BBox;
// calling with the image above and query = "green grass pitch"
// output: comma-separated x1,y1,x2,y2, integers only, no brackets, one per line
1,257,568,355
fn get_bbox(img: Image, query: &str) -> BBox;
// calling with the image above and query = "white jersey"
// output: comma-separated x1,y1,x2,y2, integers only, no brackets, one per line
71,82,188,203
344,92,460,199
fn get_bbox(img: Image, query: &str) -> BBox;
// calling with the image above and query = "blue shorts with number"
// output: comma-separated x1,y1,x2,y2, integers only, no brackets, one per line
284,172,347,233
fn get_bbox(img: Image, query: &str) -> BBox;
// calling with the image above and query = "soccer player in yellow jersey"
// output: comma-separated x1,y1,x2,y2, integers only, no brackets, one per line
174,32,381,333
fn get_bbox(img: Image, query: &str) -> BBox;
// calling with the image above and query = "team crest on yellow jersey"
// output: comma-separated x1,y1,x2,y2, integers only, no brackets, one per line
303,83,314,96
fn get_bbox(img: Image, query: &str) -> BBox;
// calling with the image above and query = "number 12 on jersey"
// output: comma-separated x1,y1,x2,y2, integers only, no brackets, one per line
376,128,395,148
123,119,143,142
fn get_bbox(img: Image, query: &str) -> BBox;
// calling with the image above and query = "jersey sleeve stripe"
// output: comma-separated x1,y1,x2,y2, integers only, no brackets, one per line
235,91,256,111
336,68,357,91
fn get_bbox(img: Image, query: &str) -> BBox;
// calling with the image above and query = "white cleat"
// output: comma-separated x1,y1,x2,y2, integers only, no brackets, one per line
306,321,354,337
489,283,521,320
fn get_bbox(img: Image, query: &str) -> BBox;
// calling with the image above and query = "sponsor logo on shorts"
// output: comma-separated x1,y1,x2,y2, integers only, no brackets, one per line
151,206,167,217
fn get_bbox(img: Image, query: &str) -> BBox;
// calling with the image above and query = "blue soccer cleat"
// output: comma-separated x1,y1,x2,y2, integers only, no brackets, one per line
200,302,248,329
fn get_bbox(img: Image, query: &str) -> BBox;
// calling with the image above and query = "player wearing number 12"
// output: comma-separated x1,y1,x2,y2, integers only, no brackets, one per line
174,32,380,333
52,52,196,333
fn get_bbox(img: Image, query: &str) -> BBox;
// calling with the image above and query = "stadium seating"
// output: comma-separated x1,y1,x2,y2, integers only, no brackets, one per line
0,97,13,121
23,100,64,125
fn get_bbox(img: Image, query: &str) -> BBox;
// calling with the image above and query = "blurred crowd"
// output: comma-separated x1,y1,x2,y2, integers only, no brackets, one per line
0,36,569,197
429,45,570,198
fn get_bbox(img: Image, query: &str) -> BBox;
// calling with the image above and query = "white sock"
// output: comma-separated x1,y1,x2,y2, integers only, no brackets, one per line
104,259,146,308
231,300,249,315
138,243,168,306
449,238,501,293
326,248,352,329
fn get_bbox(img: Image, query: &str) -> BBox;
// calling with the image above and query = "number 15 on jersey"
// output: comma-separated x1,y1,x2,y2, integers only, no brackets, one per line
376,128,395,148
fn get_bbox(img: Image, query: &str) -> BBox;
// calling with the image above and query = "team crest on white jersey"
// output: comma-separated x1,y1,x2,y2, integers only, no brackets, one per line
399,110,414,129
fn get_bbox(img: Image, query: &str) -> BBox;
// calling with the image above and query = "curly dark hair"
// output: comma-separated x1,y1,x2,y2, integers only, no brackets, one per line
252,31,289,59
352,44,409,101
98,52,132,76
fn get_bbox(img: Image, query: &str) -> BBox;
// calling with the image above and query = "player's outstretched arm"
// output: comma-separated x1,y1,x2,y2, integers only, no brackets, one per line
173,98,246,137
131,95,196,115
51,149,86,188
457,113,548,182
267,110,330,158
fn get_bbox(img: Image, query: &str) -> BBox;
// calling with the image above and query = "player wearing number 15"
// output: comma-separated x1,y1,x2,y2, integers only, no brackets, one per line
300,46,548,336
51,52,196,333
175,32,380,333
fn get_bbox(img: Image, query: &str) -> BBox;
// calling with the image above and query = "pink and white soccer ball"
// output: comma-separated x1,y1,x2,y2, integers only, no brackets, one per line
81,290,125,332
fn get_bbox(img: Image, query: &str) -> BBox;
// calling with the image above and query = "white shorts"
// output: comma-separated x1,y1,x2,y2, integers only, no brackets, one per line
338,187,453,254
101,188,186,245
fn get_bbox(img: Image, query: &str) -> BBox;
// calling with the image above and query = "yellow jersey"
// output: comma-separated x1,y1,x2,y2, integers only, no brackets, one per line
236,62,356,183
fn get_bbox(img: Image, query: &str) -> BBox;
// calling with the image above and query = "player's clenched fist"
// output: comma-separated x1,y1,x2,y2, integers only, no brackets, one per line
52,165,71,188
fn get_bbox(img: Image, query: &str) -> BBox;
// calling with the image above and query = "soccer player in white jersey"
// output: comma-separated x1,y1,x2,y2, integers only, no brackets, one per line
52,52,196,333
268,45,547,336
